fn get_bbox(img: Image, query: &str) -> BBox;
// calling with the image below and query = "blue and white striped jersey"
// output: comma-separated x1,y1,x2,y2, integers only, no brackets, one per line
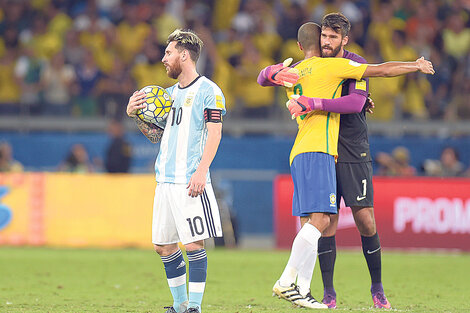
155,76,226,184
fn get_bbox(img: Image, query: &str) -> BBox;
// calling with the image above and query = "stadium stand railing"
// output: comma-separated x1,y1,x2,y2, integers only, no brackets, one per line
2,116,470,137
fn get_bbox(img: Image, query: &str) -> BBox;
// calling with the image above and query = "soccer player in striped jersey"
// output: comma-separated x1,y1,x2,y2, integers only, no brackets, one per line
258,22,434,309
126,29,226,313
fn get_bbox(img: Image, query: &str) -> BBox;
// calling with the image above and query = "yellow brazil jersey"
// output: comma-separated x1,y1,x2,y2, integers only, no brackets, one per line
287,56,368,164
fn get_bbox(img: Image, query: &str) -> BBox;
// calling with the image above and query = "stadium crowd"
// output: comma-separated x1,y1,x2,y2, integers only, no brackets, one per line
0,0,469,121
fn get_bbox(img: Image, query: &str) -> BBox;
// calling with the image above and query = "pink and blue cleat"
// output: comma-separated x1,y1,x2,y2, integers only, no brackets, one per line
322,293,337,309
372,291,391,309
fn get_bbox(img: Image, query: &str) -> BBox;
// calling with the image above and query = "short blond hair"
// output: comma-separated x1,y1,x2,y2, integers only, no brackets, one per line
167,29,203,62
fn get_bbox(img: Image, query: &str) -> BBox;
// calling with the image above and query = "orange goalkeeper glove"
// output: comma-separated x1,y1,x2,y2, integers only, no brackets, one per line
286,94,321,119
267,58,299,88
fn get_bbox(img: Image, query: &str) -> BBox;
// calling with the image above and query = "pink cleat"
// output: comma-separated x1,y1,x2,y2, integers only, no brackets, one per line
372,292,391,309
322,293,337,309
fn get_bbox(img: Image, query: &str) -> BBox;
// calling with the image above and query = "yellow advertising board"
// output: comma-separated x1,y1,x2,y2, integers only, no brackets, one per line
0,173,156,248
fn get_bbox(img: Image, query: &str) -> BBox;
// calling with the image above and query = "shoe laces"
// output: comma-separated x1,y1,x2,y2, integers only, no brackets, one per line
288,283,301,294
305,292,319,303
186,308,200,313
374,292,388,304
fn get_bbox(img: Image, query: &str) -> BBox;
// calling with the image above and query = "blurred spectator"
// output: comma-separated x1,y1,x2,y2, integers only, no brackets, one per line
95,0,123,22
422,147,465,177
63,29,86,67
344,21,366,57
231,2,256,36
73,50,101,116
132,37,176,89
104,120,132,173
234,38,275,117
115,2,150,64
59,144,94,173
0,1,31,36
14,47,43,115
276,2,305,40
45,1,72,39
402,72,431,119
405,0,439,44
339,0,364,24
365,39,399,121
383,30,417,63
312,0,363,25
95,58,134,119
0,49,21,114
39,51,77,115
0,142,23,172
375,146,416,176
426,48,452,119
77,12,115,74
382,30,418,119
90,26,117,75
369,1,406,59
442,11,470,68
150,2,182,46
215,27,243,63
445,76,470,120
197,24,236,111
250,1,282,61
3,26,20,50
24,13,63,60
211,0,240,33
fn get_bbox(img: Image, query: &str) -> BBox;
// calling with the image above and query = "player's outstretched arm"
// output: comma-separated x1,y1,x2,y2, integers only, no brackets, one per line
287,93,367,118
126,91,163,144
363,56,435,78
257,58,299,88
187,122,222,197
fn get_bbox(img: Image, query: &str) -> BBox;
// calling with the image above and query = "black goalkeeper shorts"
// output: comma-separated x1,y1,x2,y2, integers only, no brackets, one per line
336,161,374,208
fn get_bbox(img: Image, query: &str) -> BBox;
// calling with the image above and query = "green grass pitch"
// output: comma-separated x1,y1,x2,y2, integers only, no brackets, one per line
0,247,468,312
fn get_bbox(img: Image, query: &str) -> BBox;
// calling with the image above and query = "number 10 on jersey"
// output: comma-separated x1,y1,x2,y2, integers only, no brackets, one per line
187,216,204,237
170,107,182,126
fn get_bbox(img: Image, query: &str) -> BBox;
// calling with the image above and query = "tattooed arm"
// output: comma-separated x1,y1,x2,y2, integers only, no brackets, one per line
134,117,164,143
127,90,164,144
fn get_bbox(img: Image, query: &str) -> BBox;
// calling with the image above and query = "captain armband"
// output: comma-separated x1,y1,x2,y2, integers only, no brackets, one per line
204,109,223,123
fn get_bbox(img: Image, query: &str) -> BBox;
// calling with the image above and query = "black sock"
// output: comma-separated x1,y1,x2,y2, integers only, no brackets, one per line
318,235,336,293
361,232,382,284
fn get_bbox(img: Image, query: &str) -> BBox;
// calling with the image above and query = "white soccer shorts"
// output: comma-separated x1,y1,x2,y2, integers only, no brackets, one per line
152,182,223,245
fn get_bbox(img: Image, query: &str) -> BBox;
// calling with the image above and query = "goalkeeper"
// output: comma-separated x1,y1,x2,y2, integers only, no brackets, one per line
257,21,434,310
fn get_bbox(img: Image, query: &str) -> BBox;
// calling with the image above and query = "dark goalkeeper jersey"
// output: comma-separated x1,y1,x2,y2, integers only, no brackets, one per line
337,50,372,163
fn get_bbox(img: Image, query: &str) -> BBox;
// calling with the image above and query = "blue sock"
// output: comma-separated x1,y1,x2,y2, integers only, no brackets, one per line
161,249,188,313
187,249,207,311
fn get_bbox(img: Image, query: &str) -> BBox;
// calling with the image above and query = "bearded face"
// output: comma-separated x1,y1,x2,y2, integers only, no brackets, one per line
162,41,184,79
321,43,342,57
166,59,182,79
321,27,345,58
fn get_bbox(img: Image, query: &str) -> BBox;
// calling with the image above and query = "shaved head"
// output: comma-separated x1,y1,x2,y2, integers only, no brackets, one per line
297,22,321,54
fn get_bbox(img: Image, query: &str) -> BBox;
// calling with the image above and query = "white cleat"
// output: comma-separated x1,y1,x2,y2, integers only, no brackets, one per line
293,291,328,309
272,280,303,303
